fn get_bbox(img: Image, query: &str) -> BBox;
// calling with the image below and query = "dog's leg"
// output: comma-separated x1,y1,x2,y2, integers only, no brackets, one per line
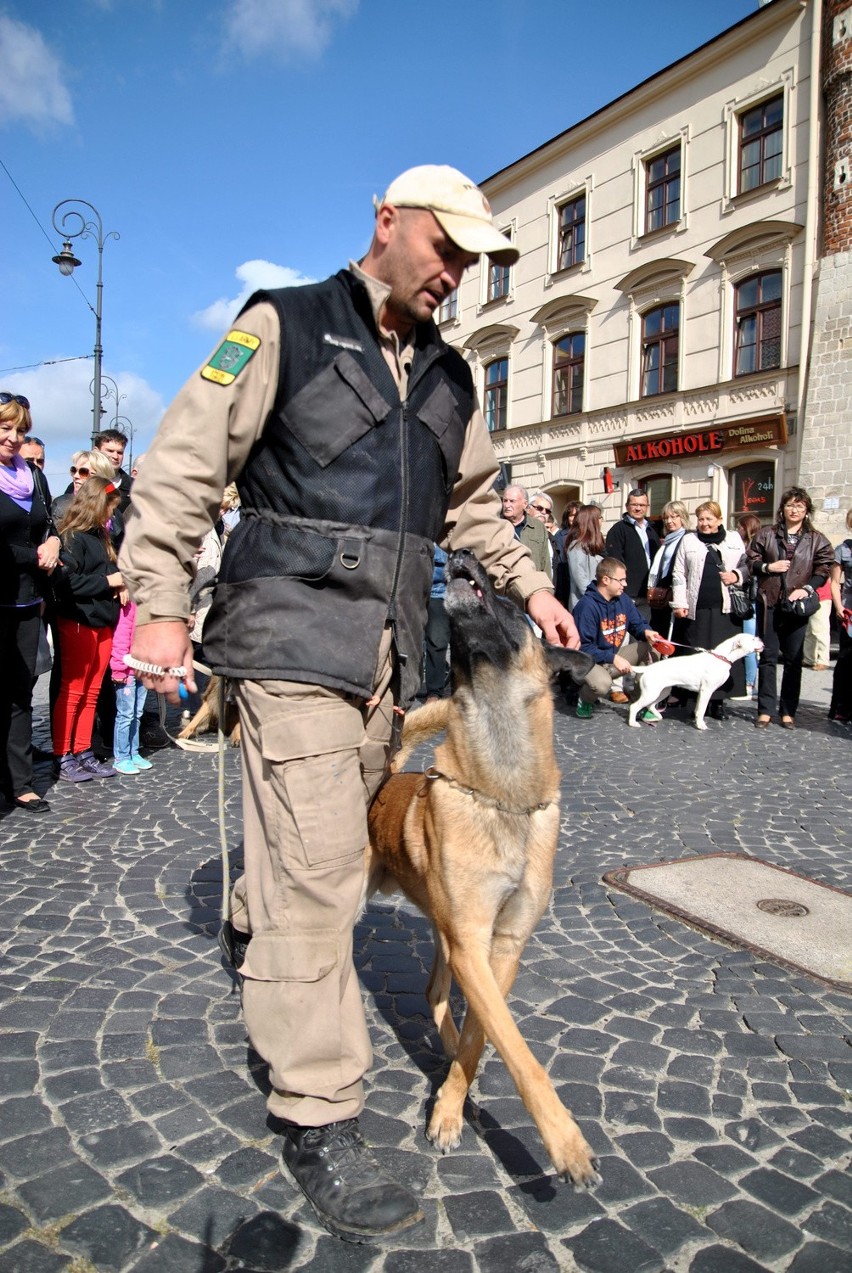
426,924,460,1060
693,681,712,730
393,698,451,771
628,682,654,727
434,938,598,1185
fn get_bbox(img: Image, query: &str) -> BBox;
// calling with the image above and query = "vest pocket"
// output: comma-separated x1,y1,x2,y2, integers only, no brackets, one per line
283,351,392,468
416,379,466,491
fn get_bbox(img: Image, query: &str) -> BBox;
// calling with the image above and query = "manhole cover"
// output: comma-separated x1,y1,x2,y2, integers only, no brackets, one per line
757,898,809,918
603,854,852,989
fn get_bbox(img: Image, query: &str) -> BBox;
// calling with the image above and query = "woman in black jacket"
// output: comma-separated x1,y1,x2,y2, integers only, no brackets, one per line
746,487,834,730
0,394,61,812
52,477,124,781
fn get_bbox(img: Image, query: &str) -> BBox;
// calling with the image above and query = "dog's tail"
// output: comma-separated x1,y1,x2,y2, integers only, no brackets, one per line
392,697,450,771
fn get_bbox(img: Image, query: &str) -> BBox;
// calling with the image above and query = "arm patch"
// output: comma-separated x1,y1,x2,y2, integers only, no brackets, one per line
201,330,261,385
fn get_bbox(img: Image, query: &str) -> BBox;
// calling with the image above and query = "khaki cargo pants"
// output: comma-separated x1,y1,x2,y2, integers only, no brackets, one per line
578,639,655,703
229,637,396,1127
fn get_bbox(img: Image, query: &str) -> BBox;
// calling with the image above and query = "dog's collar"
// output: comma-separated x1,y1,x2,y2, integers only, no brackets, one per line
423,766,556,816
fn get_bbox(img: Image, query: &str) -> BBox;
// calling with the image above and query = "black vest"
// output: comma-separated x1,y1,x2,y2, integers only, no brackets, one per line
203,270,474,702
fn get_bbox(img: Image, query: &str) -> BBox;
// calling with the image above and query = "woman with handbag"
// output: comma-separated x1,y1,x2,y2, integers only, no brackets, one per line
0,392,61,813
672,501,750,719
647,500,689,640
746,487,834,730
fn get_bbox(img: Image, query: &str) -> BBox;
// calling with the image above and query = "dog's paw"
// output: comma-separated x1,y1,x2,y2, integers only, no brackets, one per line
559,1152,602,1191
627,719,641,728
695,721,708,731
426,1099,464,1153
553,1138,601,1189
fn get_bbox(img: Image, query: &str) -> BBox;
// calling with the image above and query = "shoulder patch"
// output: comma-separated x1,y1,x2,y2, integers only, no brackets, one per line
201,330,261,385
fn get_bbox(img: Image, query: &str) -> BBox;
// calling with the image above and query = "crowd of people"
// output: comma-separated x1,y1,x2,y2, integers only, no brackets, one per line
0,403,240,814
1,162,851,1245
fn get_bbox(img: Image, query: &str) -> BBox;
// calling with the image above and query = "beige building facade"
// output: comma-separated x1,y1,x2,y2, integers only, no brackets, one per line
445,0,851,538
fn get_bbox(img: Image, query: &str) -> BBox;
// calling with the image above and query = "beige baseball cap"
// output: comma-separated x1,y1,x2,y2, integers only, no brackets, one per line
376,165,519,266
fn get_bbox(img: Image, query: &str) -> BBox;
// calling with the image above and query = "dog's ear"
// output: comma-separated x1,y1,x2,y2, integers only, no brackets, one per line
543,646,595,684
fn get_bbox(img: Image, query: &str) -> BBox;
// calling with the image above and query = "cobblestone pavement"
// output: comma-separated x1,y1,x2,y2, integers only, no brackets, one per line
0,670,849,1272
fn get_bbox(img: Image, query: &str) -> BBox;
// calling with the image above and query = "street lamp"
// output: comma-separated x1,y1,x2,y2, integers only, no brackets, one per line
95,374,127,426
114,414,135,472
51,199,119,448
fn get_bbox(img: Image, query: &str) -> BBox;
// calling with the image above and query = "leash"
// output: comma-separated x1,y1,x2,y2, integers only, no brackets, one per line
654,638,732,665
423,765,556,816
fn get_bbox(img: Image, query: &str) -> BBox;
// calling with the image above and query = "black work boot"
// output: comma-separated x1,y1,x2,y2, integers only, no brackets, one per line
217,919,250,971
281,1118,423,1242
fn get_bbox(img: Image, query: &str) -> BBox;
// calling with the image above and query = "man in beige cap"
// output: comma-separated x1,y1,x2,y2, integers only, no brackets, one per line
121,164,579,1243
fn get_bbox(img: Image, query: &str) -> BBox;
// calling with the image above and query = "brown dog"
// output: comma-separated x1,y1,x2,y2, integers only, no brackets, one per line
367,549,600,1188
176,674,241,747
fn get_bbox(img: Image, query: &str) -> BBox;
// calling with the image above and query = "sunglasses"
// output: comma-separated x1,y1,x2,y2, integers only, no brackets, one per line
70,465,91,477
530,503,549,513
0,392,30,409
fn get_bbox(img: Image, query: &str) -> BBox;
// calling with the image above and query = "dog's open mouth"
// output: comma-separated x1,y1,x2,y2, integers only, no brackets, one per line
445,552,488,610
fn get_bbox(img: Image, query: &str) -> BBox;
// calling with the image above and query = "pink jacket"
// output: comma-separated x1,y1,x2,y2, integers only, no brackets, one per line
110,598,137,681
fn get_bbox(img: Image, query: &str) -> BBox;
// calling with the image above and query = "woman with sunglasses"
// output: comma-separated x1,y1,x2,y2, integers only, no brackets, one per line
50,449,116,525
0,392,60,813
52,477,124,781
746,487,834,729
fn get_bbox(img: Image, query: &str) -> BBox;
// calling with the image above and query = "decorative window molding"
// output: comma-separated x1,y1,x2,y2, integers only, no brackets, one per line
631,128,688,243
531,293,597,420
483,356,510,433
546,177,594,282
721,72,795,213
464,324,517,433
616,258,693,402
706,220,802,381
479,220,516,310
437,287,459,326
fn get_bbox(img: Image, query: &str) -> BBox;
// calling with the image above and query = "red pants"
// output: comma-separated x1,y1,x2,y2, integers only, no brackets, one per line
52,619,113,755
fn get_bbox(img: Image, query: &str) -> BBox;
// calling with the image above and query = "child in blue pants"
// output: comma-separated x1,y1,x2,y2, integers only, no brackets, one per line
110,598,153,775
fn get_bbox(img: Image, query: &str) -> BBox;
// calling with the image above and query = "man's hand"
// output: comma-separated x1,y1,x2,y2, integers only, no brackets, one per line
527,591,580,648
643,629,662,645
131,620,196,702
612,653,632,675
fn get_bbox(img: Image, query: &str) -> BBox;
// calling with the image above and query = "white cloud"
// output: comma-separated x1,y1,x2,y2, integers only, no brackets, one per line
222,0,358,61
5,360,165,491
192,259,316,331
0,16,74,130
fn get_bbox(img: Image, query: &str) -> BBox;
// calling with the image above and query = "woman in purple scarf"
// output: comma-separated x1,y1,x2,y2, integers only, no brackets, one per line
0,394,60,812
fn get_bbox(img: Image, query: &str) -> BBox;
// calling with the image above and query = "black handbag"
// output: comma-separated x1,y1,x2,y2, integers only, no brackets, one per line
728,583,754,621
779,591,820,619
708,546,754,621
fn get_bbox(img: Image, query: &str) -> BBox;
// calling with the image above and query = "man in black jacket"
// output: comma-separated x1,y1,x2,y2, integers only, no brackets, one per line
604,489,660,622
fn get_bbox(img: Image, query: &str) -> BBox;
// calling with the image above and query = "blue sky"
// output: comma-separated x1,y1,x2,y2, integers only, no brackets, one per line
1,0,757,490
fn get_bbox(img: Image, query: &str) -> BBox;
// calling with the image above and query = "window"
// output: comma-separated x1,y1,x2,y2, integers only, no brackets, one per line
484,357,508,432
641,304,679,397
638,474,673,535
645,146,681,232
552,333,585,416
438,288,458,323
735,270,781,375
487,260,510,303
731,460,775,526
558,195,586,270
739,94,783,193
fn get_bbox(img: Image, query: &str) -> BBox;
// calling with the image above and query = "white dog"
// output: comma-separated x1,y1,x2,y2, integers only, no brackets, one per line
627,633,764,730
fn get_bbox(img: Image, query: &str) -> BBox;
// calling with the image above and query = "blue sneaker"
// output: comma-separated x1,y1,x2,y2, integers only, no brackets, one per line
58,754,94,783
130,754,152,770
114,759,140,776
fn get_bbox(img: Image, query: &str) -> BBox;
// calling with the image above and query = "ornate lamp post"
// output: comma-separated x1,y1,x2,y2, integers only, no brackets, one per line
51,199,119,447
114,415,135,473
96,374,127,426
